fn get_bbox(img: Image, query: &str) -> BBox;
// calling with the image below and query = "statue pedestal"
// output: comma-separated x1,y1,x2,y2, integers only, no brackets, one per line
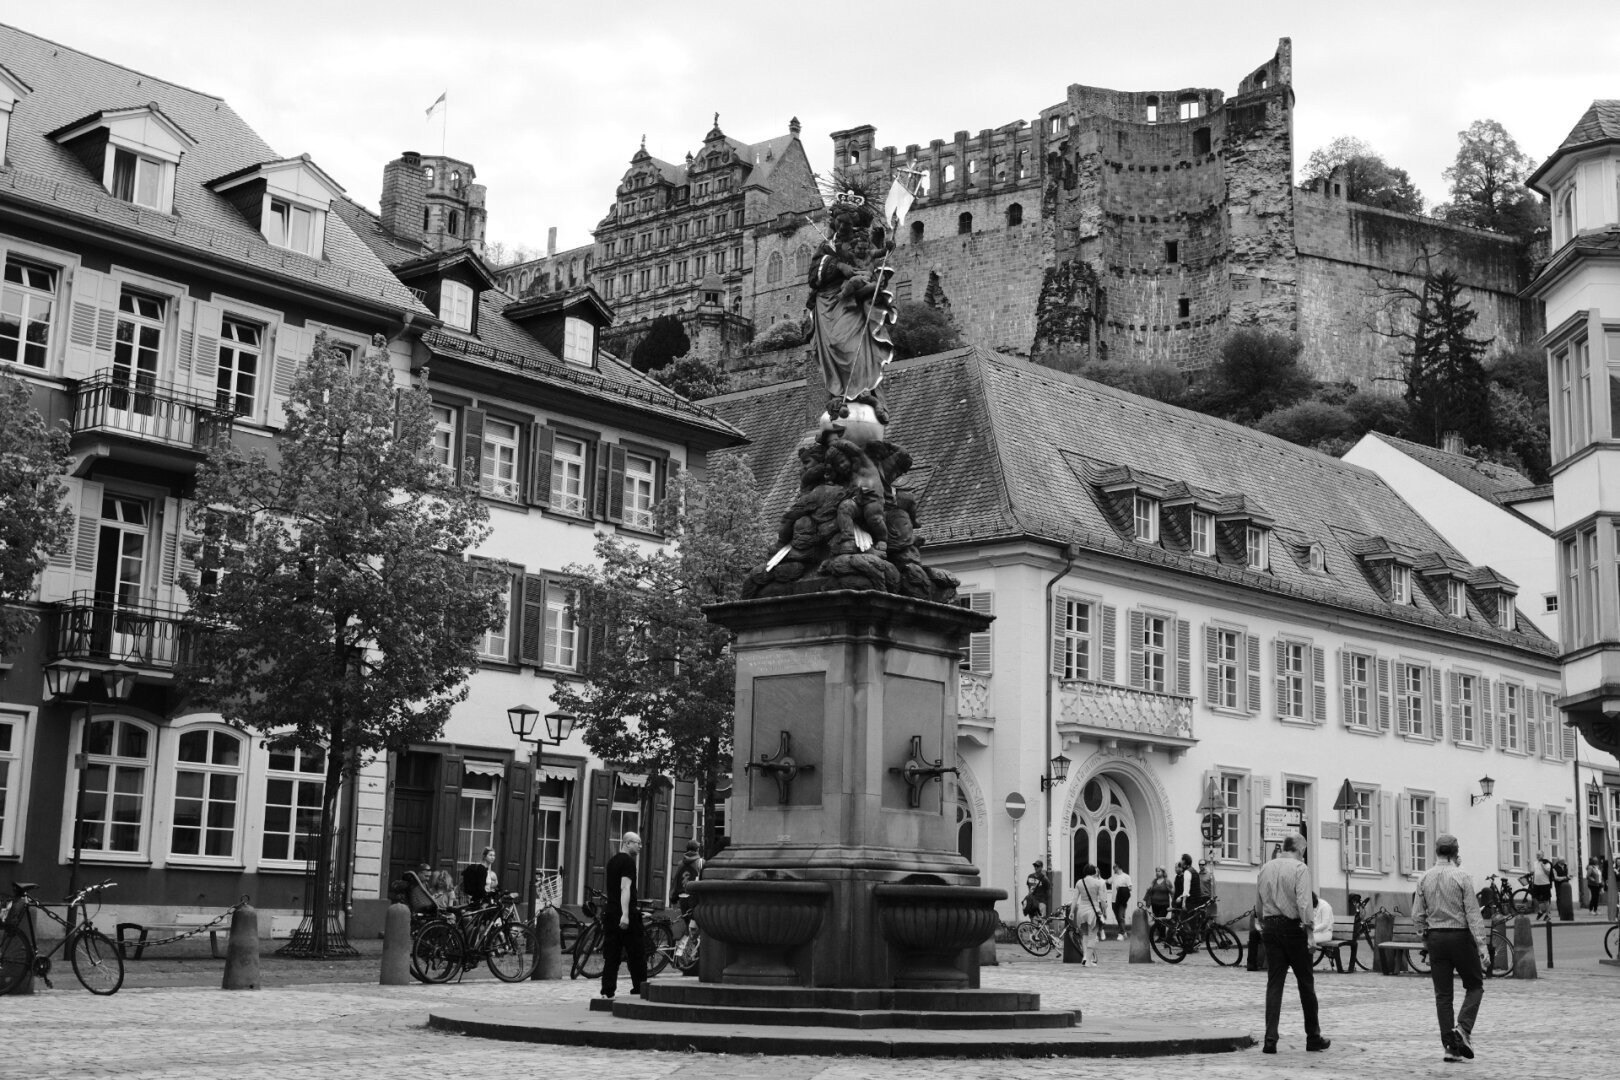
693,591,1001,989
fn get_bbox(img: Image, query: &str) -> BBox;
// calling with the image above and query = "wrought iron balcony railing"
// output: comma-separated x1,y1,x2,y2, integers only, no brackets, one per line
71,372,233,452
48,591,194,671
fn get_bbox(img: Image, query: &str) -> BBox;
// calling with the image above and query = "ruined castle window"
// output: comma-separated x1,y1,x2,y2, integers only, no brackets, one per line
944,163,956,184
895,278,913,301
766,252,782,283
1145,97,1159,124
696,181,710,197
638,269,650,292
917,171,931,196
732,244,743,269
795,246,811,277
447,210,461,236
450,170,461,185
968,159,978,175
658,226,671,245
1165,240,1179,263
423,166,435,182
1178,95,1201,121
695,255,707,278
620,272,632,295
958,212,972,235
848,150,860,165
1050,115,1066,135
911,221,925,244
640,232,652,251
1006,204,1023,226
1017,150,1029,178
695,218,707,237
733,210,746,228
715,214,727,233
602,278,614,299
717,175,731,191
1193,127,1211,156
1177,298,1190,318
1255,69,1269,89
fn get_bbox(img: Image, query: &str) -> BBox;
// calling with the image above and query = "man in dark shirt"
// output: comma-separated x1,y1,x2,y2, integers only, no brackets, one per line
1173,853,1204,910
601,831,645,999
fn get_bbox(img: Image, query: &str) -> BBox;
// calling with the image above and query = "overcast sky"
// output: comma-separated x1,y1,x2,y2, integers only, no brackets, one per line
18,1,1620,259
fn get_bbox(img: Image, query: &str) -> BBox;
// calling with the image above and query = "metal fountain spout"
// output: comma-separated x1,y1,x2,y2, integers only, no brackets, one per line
889,734,957,808
745,730,814,804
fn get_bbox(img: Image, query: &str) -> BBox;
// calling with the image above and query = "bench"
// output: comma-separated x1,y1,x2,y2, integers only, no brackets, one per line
1374,915,1426,974
1314,916,1361,972
116,920,226,960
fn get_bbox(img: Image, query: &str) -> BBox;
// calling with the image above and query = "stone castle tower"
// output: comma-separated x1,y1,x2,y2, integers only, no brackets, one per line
380,151,488,256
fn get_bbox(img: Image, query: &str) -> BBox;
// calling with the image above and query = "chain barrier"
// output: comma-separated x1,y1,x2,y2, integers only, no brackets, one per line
126,895,252,949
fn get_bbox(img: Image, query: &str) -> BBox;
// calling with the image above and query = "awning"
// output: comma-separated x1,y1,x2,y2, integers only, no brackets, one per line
537,765,578,784
463,760,506,778
616,771,650,789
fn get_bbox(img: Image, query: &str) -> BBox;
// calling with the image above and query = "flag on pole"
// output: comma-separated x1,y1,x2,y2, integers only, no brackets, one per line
425,91,447,119
884,178,915,234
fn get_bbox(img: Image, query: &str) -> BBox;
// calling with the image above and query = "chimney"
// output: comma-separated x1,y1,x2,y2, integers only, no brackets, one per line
380,150,427,246
1441,431,1464,455
547,227,557,257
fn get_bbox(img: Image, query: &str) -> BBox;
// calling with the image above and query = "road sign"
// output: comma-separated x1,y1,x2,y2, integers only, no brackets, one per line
1005,792,1026,820
1261,805,1303,843
1200,812,1224,843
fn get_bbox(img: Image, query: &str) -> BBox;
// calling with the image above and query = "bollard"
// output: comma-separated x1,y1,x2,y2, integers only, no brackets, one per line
1511,914,1537,980
1245,911,1265,972
5,903,36,995
1544,916,1554,970
379,902,411,985
1129,907,1153,964
221,904,260,990
1062,925,1084,964
534,907,565,981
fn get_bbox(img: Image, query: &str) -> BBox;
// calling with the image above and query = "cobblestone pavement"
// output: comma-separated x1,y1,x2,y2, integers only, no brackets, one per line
4,936,1615,1080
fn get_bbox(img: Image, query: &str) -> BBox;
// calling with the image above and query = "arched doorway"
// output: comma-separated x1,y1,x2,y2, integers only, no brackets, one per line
1068,774,1136,881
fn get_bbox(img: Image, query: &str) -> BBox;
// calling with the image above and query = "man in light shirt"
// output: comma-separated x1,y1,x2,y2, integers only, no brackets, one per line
1411,833,1488,1063
1254,832,1329,1055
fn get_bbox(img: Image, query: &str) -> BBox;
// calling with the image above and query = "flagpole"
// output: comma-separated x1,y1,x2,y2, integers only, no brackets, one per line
441,94,448,158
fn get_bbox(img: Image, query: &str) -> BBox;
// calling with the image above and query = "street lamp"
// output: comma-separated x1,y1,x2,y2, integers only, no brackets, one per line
506,705,577,748
1470,775,1496,807
49,663,140,903
1038,752,1071,792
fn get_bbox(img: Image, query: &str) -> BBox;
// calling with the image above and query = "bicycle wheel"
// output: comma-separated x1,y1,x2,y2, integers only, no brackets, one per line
644,921,674,977
1605,923,1617,960
69,929,124,995
412,922,464,984
1510,888,1536,916
0,923,37,996
1483,929,1512,978
485,922,537,983
1016,920,1053,957
1204,923,1243,967
673,932,700,974
1150,921,1187,963
1407,946,1431,975
573,922,606,980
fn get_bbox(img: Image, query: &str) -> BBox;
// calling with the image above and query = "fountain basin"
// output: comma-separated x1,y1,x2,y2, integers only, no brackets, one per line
873,883,1005,988
689,878,831,985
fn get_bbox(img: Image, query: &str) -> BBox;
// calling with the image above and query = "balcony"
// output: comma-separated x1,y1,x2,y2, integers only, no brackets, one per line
958,671,993,745
1054,679,1196,757
70,372,233,473
48,592,192,673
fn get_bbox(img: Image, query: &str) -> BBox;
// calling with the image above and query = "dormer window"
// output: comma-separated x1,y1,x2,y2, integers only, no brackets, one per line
110,147,167,209
1391,565,1412,605
1497,592,1515,630
1307,544,1325,573
268,199,316,255
52,105,194,215
1448,578,1467,618
1190,511,1214,556
207,156,341,259
441,281,473,331
0,65,29,164
563,316,594,366
1245,525,1269,570
1133,495,1159,542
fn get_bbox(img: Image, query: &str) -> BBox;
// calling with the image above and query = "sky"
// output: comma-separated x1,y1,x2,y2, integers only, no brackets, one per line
15,1,1620,260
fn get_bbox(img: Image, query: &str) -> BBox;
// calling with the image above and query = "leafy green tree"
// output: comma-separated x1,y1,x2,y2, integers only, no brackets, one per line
1303,136,1424,214
1435,120,1543,237
552,456,768,855
1254,399,1358,450
632,314,692,373
1391,270,1494,448
180,334,499,954
653,355,729,400
890,300,963,360
0,375,71,657
751,317,809,353
1046,354,1192,407
1197,329,1317,424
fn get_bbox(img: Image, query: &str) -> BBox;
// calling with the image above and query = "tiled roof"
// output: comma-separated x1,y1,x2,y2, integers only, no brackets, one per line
705,348,1553,656
1370,433,1536,503
1529,100,1620,187
0,23,427,315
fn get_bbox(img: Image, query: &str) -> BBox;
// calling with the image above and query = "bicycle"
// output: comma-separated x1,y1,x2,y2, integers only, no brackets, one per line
1015,909,1073,957
1313,893,1375,972
1148,901,1243,966
410,888,537,984
1478,873,1534,920
1482,924,1514,978
0,880,124,996
1605,922,1617,960
569,888,679,980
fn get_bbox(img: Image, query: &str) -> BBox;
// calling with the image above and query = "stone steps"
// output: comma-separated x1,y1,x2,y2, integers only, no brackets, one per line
597,996,1079,1029
641,981,1042,1013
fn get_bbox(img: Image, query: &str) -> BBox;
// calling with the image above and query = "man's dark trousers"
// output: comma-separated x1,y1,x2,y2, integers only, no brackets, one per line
600,917,646,998
1260,916,1320,1043
1425,928,1483,1047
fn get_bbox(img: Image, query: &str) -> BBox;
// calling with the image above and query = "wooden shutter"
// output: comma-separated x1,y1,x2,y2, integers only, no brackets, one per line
1562,713,1578,760
1100,605,1117,683
1244,633,1261,715
65,267,118,378
195,302,225,403
1524,691,1538,756
1480,677,1494,746
461,408,486,488
1338,649,1353,728
498,759,532,895
1247,776,1264,865
175,295,195,379
71,479,105,595
1128,610,1145,689
604,444,627,523
645,781,673,906
1496,804,1512,871
1428,667,1442,741
585,770,614,895
1396,793,1411,875
1049,595,1068,678
518,573,546,666
1274,638,1288,719
435,753,464,878
1205,625,1220,705
1376,657,1392,733
1379,790,1396,873
1312,647,1326,723
1448,672,1463,743
40,476,82,603
962,591,992,674
158,495,183,603
1496,682,1508,748
1396,664,1412,735
1175,619,1191,696
1435,797,1450,838
528,423,555,506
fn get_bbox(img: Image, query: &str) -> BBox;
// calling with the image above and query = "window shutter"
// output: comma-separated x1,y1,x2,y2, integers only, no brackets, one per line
1496,682,1508,748
461,408,486,488
159,495,182,601
1480,678,1494,746
585,770,614,895
1435,797,1450,838
65,267,110,377
1274,638,1288,719
1175,619,1191,695
1379,790,1396,873
528,423,555,506
498,759,532,890
1339,649,1353,728
1049,595,1068,678
72,479,105,594
1396,793,1411,875
1396,665,1412,735
645,781,673,905
1247,776,1264,865
604,444,627,524
195,302,225,403
1496,804,1511,871
1524,692,1538,756
40,476,82,603
1448,672,1462,743
1100,605,1116,682
1428,667,1442,741
1376,657,1392,733
176,295,195,378
1205,625,1220,704
1312,647,1326,723
1128,610,1145,689
1562,716,1578,761
964,591,993,675
1245,633,1261,716
435,753,465,878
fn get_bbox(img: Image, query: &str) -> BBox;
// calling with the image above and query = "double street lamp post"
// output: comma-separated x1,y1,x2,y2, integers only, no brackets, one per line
44,662,139,909
507,705,577,911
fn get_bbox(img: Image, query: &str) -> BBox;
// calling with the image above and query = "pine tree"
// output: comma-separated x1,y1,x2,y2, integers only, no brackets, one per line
1400,270,1494,448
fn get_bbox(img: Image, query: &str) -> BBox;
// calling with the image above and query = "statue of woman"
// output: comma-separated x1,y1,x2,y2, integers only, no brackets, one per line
807,197,895,424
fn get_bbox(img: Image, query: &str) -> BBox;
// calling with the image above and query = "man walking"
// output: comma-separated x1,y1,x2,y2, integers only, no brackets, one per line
1255,832,1329,1054
601,831,646,999
1173,853,1203,911
1411,834,1487,1063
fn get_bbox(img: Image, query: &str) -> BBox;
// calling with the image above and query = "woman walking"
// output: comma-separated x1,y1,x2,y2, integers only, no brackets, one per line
1069,863,1108,966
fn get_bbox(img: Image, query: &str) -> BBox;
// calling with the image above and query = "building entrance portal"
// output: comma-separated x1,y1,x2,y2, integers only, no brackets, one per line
1069,774,1136,881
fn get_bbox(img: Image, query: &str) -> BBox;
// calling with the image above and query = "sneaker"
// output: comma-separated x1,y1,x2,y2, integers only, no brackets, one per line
1444,1054,1462,1063
1261,1041,1277,1054
1306,1036,1331,1052
1451,1028,1473,1060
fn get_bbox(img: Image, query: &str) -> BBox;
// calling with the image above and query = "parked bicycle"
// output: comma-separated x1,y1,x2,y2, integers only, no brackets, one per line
1477,873,1534,920
1147,900,1243,965
1014,909,1076,957
569,888,681,980
409,885,537,984
1313,893,1375,972
1605,922,1618,961
0,880,124,995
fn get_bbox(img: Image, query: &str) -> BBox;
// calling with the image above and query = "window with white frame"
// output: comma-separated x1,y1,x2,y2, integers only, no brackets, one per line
1190,511,1213,556
114,290,165,391
1349,786,1376,870
1245,525,1269,570
1502,682,1522,752
545,582,579,670
1457,673,1478,744
1218,773,1243,862
1506,804,1526,870
1406,793,1430,874
267,199,319,256
441,281,473,331
430,404,456,474
170,727,244,859
1278,641,1307,720
261,744,324,863
1,257,58,368
1497,592,1515,631
1133,495,1158,542
1060,598,1093,681
0,710,25,856
1285,779,1310,826
534,779,567,877
550,435,588,515
479,576,512,661
1448,579,1466,618
609,779,641,850
480,417,521,500
1210,628,1240,710
1398,663,1428,738
563,317,593,365
623,452,657,531
1541,690,1560,760
456,766,500,865
216,317,261,416
77,717,153,856
1307,544,1325,572
1390,565,1412,605
1141,614,1168,693
110,147,167,210
1547,809,1564,863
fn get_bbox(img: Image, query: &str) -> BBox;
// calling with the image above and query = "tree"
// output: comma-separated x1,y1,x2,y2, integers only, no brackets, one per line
483,241,542,268
632,315,692,373
1044,353,1192,407
0,375,71,657
1303,136,1424,214
653,355,729,400
1196,329,1317,424
1391,270,1494,448
889,300,963,360
551,455,769,855
1435,120,1542,237
180,334,500,954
